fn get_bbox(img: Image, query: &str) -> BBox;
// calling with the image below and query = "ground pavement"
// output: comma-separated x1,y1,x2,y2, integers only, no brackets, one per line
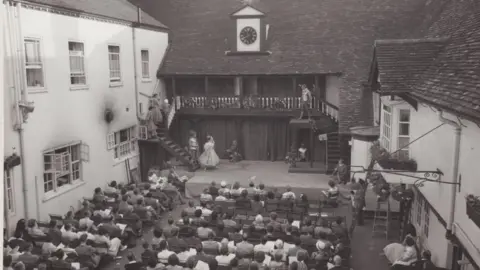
107,161,394,270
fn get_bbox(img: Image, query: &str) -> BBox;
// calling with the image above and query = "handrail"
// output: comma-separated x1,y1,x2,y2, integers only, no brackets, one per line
177,95,339,122
166,97,177,129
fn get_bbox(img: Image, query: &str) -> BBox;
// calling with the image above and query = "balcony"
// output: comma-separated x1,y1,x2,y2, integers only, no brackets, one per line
174,96,339,121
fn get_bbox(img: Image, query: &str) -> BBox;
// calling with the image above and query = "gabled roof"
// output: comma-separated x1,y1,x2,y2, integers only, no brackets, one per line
371,0,480,122
131,0,434,76
23,0,168,29
230,5,265,17
373,38,447,94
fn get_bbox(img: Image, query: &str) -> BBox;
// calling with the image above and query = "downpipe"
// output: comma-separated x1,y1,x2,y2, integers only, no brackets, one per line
437,111,461,239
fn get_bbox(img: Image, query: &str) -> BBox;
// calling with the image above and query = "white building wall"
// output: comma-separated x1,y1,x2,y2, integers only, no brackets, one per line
2,5,168,224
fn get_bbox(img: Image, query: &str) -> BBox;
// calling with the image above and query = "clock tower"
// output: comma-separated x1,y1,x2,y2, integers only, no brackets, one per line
230,5,266,54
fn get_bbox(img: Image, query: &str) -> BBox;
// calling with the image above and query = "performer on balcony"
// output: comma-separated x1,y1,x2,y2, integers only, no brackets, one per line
199,135,220,170
188,130,199,161
145,96,163,138
298,84,312,120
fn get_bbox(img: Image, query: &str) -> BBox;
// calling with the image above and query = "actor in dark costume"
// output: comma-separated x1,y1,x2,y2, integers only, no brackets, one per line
225,140,242,162
188,130,199,161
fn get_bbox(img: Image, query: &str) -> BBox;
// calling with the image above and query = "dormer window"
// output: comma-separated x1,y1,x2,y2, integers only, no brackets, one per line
226,5,270,56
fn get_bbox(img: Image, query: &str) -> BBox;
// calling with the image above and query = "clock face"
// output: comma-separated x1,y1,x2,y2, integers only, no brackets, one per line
239,26,258,45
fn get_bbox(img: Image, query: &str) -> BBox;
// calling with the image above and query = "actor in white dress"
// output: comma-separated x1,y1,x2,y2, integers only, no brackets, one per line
198,135,220,169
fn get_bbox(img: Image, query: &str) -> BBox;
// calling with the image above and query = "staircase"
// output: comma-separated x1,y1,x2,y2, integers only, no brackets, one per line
326,133,341,173
156,127,200,172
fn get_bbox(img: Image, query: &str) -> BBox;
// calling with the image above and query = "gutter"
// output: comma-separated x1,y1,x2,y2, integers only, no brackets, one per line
437,111,461,238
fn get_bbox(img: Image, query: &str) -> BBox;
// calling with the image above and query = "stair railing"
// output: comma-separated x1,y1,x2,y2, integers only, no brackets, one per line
167,97,179,129
320,100,339,122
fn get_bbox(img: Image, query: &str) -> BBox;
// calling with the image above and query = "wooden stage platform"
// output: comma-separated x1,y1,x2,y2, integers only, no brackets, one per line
288,161,327,174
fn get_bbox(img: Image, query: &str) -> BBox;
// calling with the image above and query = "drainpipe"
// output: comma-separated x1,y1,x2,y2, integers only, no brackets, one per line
132,10,142,122
438,110,461,238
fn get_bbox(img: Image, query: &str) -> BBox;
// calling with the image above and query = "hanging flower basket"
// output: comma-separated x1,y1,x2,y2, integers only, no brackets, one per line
466,195,480,228
370,143,418,172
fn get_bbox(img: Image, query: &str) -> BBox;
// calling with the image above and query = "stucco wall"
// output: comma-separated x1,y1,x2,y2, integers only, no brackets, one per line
3,6,168,223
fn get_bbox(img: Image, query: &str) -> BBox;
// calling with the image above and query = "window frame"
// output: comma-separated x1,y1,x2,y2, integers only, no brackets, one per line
423,202,430,238
24,37,46,92
140,49,150,79
42,141,89,195
397,109,411,159
108,44,122,85
381,104,392,151
416,196,423,226
4,169,15,214
106,126,138,160
68,40,88,88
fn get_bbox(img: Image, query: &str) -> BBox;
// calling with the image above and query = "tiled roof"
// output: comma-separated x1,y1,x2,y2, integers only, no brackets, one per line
131,0,433,76
23,0,167,29
411,0,480,122
374,38,447,94
372,0,480,122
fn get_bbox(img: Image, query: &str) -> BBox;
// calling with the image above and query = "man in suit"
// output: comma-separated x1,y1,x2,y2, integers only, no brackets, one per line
167,228,188,252
75,234,101,268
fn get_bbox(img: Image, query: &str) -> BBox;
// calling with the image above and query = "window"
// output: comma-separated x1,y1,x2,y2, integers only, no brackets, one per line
4,169,15,214
141,50,150,78
108,45,121,82
423,203,430,237
416,196,423,226
381,105,392,151
43,142,89,193
68,42,86,85
397,109,411,159
106,127,137,159
24,38,45,88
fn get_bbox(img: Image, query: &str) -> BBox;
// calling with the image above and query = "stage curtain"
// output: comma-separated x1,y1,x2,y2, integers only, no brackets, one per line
197,120,236,156
242,120,269,160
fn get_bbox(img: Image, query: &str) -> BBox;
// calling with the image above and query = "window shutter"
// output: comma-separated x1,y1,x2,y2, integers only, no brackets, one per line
81,143,90,162
106,133,115,150
139,125,148,140
130,126,138,140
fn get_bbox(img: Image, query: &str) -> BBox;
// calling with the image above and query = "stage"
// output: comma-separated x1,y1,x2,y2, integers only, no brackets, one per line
182,160,399,213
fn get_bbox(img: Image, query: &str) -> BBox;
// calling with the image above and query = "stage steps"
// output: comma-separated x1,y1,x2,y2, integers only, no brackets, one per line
156,128,200,172
326,133,340,172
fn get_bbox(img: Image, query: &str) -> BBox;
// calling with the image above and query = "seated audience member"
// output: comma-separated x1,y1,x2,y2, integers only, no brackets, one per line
135,198,157,220
168,228,188,252
93,187,106,205
209,211,220,227
247,225,264,240
46,220,62,245
300,229,316,247
229,225,243,244
145,192,165,212
94,227,126,256
236,253,252,269
200,188,213,203
216,245,235,266
215,192,227,202
331,217,349,244
62,223,78,242
223,213,237,229
163,217,179,238
119,195,134,214
7,242,23,263
282,186,296,200
152,229,164,248
167,254,183,270
191,209,203,226
147,258,165,270
283,225,294,244
236,234,254,258
251,195,264,214
252,215,265,229
197,220,215,240
129,189,144,205
186,245,216,267
197,202,213,217
324,180,339,206
179,218,196,238
254,237,271,254
288,237,306,257
18,243,39,266
218,181,230,196
230,182,243,197
329,255,348,270
215,223,229,240
315,220,333,236
269,252,285,270
230,258,239,270
267,213,282,232
235,190,251,209
182,201,197,217
246,181,257,195
295,250,308,270
312,240,332,261
76,234,101,268
62,242,78,256
104,180,118,194
41,238,58,256
79,212,96,230
141,241,157,265
26,219,46,237
76,226,95,242
202,232,221,254
254,251,269,270
3,255,13,270
256,183,268,198
209,181,219,198
266,225,276,241
157,240,174,264
13,262,26,270
271,239,287,261
391,236,418,269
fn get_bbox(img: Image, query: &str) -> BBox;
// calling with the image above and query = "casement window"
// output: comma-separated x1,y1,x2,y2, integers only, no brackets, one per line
141,50,150,78
4,169,15,214
381,105,392,151
43,142,89,193
108,45,121,82
68,42,86,85
397,109,411,159
24,38,45,89
106,126,138,159
373,92,381,126
423,202,430,238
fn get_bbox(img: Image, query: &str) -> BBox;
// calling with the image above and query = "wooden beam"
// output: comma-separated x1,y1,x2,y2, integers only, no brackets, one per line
314,75,320,100
205,77,209,97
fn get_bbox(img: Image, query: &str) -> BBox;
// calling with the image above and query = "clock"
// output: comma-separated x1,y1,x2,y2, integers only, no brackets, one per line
239,26,257,45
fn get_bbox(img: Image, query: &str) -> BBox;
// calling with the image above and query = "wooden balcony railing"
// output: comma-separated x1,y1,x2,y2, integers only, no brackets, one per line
177,96,339,122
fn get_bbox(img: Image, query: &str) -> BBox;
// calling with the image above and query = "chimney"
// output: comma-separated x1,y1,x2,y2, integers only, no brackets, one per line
137,6,142,23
